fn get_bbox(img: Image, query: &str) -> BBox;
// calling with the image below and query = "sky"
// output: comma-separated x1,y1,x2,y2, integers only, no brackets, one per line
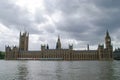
0,0,120,51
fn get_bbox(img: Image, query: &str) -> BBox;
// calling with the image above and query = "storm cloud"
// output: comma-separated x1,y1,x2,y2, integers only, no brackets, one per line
0,0,120,51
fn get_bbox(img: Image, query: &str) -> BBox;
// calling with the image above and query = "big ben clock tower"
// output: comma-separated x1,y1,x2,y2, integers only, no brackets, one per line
105,30,113,59
105,30,111,49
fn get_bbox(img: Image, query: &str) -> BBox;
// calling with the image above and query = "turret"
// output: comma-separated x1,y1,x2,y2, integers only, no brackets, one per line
69,44,73,50
56,35,61,49
5,45,11,59
98,44,104,60
41,44,46,51
87,44,89,51
13,46,19,53
47,44,49,50
5,45,11,52
13,46,19,59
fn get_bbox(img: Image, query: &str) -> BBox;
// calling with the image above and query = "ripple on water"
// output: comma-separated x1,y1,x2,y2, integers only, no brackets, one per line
0,60,120,80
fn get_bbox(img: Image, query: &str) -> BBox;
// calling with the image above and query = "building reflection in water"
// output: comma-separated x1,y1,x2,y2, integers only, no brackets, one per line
10,61,118,80
53,61,115,80
15,61,29,80
97,61,114,80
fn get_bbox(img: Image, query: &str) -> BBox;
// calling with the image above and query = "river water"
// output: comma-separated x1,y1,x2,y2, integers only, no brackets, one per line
0,60,120,80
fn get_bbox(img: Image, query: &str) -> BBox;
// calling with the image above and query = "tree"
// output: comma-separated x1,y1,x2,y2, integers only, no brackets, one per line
0,51,5,59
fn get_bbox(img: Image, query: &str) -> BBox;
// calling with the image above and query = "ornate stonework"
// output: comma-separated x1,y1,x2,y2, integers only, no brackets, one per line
5,31,113,60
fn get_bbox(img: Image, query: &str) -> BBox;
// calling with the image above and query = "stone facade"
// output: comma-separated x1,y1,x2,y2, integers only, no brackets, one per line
5,31,113,60
19,32,29,51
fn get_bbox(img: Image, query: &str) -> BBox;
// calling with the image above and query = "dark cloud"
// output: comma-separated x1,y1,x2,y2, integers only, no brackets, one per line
0,0,120,51
92,0,120,9
43,0,120,45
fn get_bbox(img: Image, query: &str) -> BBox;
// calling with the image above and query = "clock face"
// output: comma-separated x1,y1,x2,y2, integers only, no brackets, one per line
107,39,110,41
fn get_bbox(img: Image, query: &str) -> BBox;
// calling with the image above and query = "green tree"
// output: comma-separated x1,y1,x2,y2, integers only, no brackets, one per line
0,51,5,59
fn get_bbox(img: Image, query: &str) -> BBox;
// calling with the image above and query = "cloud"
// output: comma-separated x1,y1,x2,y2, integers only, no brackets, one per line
43,0,120,45
0,1,29,27
0,0,120,51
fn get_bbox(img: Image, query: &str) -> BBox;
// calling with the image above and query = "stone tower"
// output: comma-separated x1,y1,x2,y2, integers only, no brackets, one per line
19,32,29,51
56,35,61,49
69,44,73,50
105,30,113,58
105,30,111,49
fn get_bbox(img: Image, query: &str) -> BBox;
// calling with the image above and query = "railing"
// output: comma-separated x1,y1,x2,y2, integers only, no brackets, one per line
17,58,63,60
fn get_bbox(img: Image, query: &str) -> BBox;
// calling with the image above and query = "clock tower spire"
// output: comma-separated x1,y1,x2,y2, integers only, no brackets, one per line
105,30,111,49
56,35,61,49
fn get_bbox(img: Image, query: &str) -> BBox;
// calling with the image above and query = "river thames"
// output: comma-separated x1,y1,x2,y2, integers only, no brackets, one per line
0,60,120,80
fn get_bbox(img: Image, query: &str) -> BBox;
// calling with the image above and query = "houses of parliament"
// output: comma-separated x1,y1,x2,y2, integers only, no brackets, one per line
5,31,113,60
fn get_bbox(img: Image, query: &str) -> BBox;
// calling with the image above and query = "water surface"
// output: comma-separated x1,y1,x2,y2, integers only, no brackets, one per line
0,60,120,80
